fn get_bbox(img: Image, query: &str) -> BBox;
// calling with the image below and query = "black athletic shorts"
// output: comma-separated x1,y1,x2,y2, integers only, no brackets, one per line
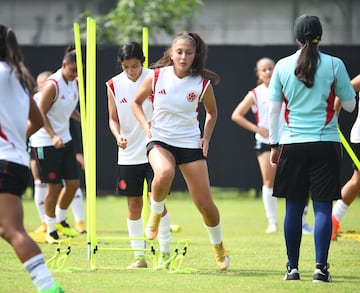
0,160,30,197
32,140,78,184
146,141,206,165
349,143,360,171
273,142,342,202
116,163,153,196
254,141,271,155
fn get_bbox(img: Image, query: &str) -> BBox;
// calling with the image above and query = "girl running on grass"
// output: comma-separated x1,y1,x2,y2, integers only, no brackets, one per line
132,31,229,270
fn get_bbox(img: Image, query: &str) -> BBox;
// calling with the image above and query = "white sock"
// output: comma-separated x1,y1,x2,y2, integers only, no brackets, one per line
333,200,349,222
262,185,277,225
158,213,171,253
71,187,84,222
150,198,165,215
205,222,222,245
55,206,68,223
23,254,54,291
302,205,309,225
44,215,56,234
34,180,47,222
127,218,145,257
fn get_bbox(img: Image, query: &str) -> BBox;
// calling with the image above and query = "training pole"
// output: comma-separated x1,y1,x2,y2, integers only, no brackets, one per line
85,17,97,269
141,27,149,228
73,22,89,256
338,127,360,170
142,27,149,69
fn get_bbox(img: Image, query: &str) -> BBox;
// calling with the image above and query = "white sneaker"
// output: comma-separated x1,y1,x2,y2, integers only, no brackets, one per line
266,223,278,233
302,223,313,234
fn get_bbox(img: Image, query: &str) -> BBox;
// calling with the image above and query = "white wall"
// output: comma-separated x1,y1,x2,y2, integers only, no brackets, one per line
0,0,359,45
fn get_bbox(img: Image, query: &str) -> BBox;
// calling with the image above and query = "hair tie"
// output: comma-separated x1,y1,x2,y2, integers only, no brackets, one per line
312,36,320,44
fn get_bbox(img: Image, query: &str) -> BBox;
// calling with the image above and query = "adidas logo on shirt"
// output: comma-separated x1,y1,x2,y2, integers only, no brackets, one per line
158,89,166,95
120,97,128,103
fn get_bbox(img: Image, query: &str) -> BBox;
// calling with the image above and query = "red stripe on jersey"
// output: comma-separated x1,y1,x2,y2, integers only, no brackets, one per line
46,78,60,102
106,79,115,97
152,68,161,103
199,78,209,99
282,92,290,125
325,81,336,125
250,89,259,124
0,125,8,141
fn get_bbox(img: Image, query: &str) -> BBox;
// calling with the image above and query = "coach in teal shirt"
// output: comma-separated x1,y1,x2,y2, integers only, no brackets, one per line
269,50,355,144
268,14,356,283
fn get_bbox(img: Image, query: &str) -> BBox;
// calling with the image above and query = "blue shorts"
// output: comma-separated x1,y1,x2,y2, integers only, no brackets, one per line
116,163,153,197
147,141,206,165
0,160,30,197
32,140,78,184
273,142,342,202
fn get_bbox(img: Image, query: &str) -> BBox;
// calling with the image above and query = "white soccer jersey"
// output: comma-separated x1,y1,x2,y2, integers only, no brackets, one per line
28,91,41,147
0,61,30,166
150,66,210,148
30,69,79,147
106,68,152,165
350,91,360,143
250,83,271,144
250,83,284,144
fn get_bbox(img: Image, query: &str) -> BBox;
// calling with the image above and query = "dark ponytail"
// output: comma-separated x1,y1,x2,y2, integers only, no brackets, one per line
0,24,35,96
294,40,319,88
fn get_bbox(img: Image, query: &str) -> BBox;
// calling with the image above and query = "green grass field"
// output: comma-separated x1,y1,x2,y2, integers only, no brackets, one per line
1,189,359,293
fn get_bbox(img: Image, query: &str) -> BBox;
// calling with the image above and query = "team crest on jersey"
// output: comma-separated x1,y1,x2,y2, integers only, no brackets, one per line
186,90,197,102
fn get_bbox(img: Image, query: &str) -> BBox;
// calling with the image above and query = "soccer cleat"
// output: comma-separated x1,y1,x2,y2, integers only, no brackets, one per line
34,222,47,233
46,231,60,244
313,263,332,283
75,220,87,234
145,212,161,240
126,256,148,269
56,220,78,237
158,252,171,269
302,223,314,235
266,223,277,233
38,282,64,293
331,214,340,241
213,242,230,270
283,266,300,281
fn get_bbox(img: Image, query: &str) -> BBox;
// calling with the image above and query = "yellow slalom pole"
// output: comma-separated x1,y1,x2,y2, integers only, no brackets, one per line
73,22,89,258
141,27,149,229
338,127,360,170
142,27,149,69
73,23,86,131
86,17,97,270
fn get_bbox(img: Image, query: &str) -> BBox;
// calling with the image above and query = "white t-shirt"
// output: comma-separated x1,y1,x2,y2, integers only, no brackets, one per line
350,92,360,143
150,66,210,148
106,68,152,165
0,62,30,166
30,69,79,147
250,83,284,144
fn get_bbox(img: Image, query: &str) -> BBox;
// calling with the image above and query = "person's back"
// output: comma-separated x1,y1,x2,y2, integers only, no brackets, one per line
268,14,356,283
270,51,354,144
0,23,64,293
0,61,30,165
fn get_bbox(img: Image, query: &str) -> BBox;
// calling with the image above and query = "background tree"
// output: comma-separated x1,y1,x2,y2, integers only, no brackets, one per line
78,0,203,45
